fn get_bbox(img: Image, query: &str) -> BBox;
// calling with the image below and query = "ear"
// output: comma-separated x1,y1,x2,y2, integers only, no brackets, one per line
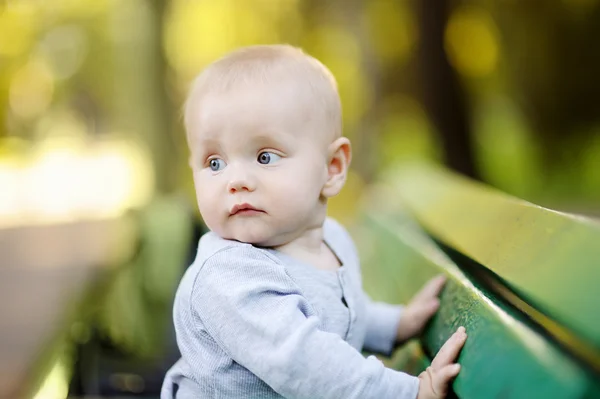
321,137,352,198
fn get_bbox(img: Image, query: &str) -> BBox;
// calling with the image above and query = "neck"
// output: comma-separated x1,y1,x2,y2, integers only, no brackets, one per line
268,200,329,257
272,223,324,257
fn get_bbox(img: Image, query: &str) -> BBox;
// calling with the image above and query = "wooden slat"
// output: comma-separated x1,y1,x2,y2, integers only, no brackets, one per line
384,162,600,351
356,197,599,398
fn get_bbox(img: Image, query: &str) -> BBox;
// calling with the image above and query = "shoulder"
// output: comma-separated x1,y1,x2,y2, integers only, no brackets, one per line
193,230,277,265
196,230,257,258
193,231,280,274
187,231,299,299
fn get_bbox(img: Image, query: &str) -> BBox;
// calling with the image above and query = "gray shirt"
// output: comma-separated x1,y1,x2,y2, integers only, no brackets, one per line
162,218,419,398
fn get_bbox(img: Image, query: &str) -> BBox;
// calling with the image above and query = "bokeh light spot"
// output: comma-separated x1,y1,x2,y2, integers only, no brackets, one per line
9,60,55,119
445,6,500,78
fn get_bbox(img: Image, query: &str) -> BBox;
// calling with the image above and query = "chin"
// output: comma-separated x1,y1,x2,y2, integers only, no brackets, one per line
227,229,274,246
219,219,293,247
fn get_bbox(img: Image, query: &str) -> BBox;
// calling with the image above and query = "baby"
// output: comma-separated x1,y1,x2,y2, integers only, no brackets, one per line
162,44,466,399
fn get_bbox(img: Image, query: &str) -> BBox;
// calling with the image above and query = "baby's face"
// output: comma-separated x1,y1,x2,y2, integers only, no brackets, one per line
187,79,331,246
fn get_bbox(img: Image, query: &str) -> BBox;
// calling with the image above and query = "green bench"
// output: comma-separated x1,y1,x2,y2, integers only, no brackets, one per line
357,162,600,399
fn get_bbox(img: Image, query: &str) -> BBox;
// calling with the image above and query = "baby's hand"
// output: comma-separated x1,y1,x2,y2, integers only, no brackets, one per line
417,327,467,399
396,275,446,344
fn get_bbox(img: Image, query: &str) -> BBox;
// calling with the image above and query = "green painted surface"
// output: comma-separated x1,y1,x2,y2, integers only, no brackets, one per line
383,162,600,352
356,205,599,399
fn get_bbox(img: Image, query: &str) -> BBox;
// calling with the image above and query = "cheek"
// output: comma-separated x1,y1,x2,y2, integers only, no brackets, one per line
269,164,324,202
196,191,214,214
294,161,327,193
194,174,222,226
197,196,222,233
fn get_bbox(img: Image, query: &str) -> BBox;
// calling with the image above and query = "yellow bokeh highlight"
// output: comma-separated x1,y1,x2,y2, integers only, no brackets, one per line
165,0,285,84
52,0,114,19
364,0,417,64
164,0,236,80
0,2,38,57
445,6,500,78
10,59,55,119
0,135,30,158
304,26,370,129
232,2,278,47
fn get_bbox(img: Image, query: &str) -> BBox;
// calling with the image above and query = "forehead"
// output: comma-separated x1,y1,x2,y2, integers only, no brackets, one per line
187,79,326,144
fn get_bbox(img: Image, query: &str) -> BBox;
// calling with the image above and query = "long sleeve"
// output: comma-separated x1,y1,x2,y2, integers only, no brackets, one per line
363,296,404,356
191,246,419,399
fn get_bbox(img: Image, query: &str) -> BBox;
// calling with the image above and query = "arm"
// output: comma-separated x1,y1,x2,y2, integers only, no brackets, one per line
364,275,447,355
363,296,404,356
192,247,419,399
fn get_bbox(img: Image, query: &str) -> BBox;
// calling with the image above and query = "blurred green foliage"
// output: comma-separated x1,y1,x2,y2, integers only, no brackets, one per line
99,196,193,358
2,0,599,223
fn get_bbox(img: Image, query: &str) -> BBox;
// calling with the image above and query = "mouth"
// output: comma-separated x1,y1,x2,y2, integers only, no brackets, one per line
229,203,265,216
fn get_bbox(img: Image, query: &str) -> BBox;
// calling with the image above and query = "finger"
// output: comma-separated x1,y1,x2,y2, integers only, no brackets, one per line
413,275,447,302
431,328,466,368
431,364,461,396
412,298,440,324
431,327,467,369
438,363,461,381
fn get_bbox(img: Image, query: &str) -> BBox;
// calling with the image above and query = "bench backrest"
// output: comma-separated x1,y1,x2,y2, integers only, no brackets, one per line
357,162,600,398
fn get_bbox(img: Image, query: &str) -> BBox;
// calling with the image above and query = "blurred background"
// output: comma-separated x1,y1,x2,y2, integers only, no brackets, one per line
1,0,599,398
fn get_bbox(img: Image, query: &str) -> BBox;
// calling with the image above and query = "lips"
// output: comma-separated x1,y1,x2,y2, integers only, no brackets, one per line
230,203,265,216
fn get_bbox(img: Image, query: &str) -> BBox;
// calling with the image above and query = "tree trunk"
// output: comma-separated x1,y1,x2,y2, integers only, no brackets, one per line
111,0,178,194
415,0,479,179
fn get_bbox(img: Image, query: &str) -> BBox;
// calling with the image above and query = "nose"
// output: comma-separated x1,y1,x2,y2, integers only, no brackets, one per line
227,166,256,193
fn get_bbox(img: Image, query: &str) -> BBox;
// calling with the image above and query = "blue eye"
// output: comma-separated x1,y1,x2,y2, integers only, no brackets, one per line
257,152,281,165
209,158,226,171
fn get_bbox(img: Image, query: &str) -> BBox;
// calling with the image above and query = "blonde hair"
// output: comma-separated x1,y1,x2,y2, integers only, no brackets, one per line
184,44,342,140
